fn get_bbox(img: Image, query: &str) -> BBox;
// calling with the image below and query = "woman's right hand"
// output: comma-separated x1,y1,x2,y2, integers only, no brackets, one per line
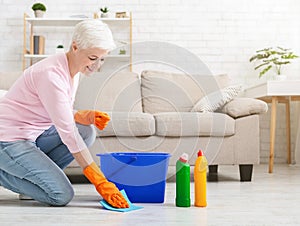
83,162,129,208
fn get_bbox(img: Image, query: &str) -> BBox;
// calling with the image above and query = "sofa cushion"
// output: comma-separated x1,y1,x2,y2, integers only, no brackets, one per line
141,70,232,114
221,97,268,118
97,112,155,137
74,71,142,112
154,112,235,137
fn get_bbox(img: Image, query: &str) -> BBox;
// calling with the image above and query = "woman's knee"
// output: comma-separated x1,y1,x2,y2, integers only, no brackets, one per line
48,183,74,207
77,124,96,147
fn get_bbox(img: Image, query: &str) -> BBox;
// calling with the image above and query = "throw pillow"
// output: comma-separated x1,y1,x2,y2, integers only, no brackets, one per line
191,84,242,112
221,97,268,118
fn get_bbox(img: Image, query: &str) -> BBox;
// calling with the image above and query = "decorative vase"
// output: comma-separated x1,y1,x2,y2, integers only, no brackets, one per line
34,10,45,18
276,75,287,81
56,48,65,54
101,13,109,18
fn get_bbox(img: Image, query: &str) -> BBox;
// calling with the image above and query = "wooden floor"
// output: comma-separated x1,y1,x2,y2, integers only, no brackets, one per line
0,164,300,226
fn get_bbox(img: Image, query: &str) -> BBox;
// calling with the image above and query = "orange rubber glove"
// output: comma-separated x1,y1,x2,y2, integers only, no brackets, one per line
74,110,110,130
83,162,129,208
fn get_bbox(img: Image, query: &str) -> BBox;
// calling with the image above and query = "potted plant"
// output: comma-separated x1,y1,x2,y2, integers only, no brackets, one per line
119,49,126,55
32,3,47,18
100,7,109,18
118,41,127,55
249,46,298,80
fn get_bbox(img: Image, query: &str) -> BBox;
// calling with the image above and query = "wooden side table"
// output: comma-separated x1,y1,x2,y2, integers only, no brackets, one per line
244,80,300,173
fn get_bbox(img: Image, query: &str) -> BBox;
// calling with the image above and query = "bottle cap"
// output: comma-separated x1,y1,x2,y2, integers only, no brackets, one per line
198,150,204,157
179,153,188,163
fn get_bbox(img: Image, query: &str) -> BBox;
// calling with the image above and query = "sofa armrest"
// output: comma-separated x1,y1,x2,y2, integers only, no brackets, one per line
220,97,268,118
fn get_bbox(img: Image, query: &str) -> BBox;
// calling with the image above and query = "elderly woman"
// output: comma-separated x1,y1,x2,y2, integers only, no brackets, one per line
0,20,128,208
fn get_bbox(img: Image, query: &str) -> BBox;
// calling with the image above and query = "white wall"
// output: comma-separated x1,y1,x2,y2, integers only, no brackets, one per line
1,0,300,163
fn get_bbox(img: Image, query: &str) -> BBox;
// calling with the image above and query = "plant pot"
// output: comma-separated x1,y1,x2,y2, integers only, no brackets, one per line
56,48,65,54
34,10,45,18
276,75,287,81
101,13,109,18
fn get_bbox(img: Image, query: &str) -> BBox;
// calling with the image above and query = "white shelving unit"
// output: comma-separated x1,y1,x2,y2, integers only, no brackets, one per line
24,54,131,59
23,13,132,71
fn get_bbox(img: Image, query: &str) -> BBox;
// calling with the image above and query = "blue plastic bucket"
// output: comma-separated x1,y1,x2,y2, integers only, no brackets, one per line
97,152,171,203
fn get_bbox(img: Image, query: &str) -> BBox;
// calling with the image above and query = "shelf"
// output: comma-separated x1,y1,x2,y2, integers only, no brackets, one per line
23,13,132,70
24,54,49,59
24,54,130,59
106,54,130,58
25,17,130,27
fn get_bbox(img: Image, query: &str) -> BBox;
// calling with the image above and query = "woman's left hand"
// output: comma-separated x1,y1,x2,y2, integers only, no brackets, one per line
74,110,110,130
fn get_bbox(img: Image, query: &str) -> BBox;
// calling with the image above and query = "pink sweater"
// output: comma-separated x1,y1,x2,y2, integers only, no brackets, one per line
0,53,87,153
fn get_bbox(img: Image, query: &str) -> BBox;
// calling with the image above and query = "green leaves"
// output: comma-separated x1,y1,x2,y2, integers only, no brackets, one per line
100,7,109,13
32,3,46,11
259,65,272,78
249,46,298,78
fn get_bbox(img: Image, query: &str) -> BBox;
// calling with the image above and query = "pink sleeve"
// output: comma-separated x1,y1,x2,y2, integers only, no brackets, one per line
34,70,87,153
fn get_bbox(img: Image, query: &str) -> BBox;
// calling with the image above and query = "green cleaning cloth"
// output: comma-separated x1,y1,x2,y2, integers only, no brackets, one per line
100,190,143,212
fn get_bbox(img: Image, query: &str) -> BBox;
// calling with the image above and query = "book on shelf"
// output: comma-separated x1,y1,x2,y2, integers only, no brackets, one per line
30,35,45,55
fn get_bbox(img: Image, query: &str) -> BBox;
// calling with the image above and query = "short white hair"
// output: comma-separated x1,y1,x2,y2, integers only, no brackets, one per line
71,19,116,51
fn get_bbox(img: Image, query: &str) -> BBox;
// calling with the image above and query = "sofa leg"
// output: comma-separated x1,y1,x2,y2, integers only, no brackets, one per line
208,165,218,182
239,164,253,182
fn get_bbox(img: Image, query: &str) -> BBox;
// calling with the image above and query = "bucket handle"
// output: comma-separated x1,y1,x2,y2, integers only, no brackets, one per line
106,156,138,179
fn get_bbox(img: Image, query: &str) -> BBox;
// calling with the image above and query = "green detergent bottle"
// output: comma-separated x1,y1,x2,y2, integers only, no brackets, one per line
175,153,191,207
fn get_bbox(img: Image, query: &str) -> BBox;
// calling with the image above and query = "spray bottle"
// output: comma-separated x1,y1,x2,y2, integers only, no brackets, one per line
176,153,191,207
194,150,208,207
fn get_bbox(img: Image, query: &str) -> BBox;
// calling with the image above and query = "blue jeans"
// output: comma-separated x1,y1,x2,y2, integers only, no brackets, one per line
0,124,96,206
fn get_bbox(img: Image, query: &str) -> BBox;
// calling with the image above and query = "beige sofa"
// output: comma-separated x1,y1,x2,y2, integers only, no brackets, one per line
0,70,267,181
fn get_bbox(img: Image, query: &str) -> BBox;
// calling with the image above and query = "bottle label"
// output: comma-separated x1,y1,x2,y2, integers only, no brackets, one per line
197,157,208,172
